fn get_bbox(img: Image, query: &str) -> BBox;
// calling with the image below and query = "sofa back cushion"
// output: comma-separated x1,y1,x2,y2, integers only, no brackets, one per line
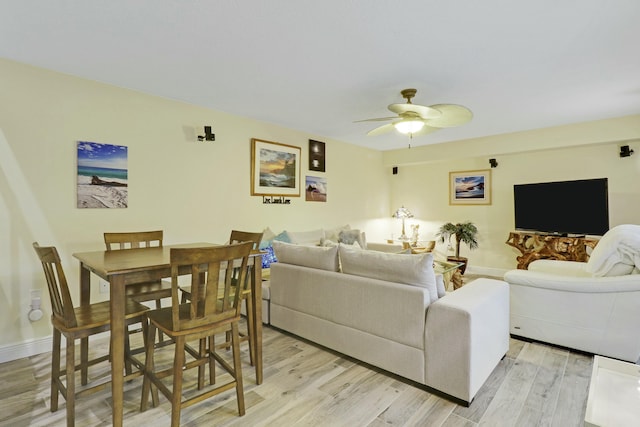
586,224,640,276
272,240,339,271
339,244,439,303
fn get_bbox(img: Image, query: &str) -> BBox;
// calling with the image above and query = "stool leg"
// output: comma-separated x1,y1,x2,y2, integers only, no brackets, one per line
231,322,245,416
65,335,76,427
155,299,165,343
245,294,255,366
171,336,186,427
51,329,61,412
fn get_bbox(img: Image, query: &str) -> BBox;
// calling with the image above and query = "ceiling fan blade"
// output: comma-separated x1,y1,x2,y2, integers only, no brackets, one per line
426,104,473,127
367,123,396,136
388,103,441,119
411,124,441,136
353,116,397,123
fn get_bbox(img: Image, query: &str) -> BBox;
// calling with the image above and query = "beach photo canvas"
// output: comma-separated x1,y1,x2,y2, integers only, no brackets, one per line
449,169,491,205
77,141,128,208
251,138,301,197
305,176,327,202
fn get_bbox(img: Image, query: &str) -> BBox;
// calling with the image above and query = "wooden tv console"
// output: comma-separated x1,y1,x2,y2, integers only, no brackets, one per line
506,231,600,269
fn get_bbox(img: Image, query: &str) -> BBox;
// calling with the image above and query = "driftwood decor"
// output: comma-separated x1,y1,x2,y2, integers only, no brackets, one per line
505,231,599,269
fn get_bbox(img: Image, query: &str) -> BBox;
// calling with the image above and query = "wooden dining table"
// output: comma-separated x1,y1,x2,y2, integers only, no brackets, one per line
73,242,263,427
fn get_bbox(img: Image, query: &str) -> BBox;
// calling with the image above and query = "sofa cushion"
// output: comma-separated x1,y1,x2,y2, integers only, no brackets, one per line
586,224,640,276
273,241,339,271
338,244,438,303
286,229,324,246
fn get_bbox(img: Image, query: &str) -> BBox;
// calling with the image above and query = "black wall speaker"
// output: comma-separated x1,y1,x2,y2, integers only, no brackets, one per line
392,166,398,175
620,145,634,157
489,158,498,168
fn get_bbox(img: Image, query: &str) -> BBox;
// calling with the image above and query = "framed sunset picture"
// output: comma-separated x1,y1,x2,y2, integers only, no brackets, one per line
449,169,491,205
250,138,301,197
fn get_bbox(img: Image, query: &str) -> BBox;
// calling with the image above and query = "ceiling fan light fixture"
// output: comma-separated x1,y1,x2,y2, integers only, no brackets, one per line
394,120,424,134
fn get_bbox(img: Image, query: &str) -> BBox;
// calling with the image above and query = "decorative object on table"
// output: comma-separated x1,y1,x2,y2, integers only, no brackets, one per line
309,139,325,172
251,138,301,197
392,206,414,241
354,88,473,148
436,221,479,274
305,175,327,202
77,141,128,209
449,169,491,205
410,224,420,247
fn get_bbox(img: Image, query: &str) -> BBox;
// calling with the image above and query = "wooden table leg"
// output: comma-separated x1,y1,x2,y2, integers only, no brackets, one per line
251,255,263,384
109,274,125,427
79,264,91,385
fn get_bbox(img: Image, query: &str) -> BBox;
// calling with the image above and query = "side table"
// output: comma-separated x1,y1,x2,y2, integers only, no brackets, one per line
585,355,640,426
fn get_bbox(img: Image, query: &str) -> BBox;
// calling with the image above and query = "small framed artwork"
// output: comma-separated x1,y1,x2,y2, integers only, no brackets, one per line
309,139,326,172
449,169,492,205
305,175,327,202
251,138,301,197
77,141,128,208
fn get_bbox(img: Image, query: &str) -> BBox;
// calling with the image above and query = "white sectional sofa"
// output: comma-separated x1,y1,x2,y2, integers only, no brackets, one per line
269,241,510,405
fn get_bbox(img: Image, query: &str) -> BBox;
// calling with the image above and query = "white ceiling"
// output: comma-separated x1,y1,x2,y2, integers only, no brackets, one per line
2,1,640,151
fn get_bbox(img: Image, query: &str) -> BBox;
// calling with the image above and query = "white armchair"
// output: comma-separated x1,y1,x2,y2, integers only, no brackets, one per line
504,224,640,363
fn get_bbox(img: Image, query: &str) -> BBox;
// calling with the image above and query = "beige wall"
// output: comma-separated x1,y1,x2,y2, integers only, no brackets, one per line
0,59,390,354
385,117,640,274
2,57,639,359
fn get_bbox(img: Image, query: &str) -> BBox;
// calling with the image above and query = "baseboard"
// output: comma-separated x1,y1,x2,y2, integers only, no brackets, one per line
0,336,52,363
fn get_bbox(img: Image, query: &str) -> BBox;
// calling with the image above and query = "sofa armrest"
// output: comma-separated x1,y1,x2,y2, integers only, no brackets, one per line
424,278,509,403
528,259,591,276
504,269,640,293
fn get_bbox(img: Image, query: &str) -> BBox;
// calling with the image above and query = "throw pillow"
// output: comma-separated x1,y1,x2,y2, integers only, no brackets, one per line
586,224,640,276
338,229,367,249
338,244,438,303
273,230,291,243
261,245,278,269
272,241,340,271
323,224,351,242
259,227,277,250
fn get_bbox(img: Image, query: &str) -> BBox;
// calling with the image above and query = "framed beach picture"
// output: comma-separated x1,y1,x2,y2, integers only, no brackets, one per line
251,138,301,197
449,169,491,205
305,175,327,202
77,141,128,208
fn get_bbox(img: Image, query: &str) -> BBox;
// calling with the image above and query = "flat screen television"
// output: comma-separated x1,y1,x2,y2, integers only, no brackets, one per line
513,178,609,236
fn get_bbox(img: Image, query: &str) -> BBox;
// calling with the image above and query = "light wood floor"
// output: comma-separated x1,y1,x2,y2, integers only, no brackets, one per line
0,319,592,427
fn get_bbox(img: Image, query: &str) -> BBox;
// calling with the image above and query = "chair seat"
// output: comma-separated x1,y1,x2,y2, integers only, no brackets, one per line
126,279,173,301
53,300,150,333
147,303,240,337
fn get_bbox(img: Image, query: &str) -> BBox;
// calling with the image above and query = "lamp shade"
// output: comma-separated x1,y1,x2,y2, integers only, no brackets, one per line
394,120,424,134
392,206,414,219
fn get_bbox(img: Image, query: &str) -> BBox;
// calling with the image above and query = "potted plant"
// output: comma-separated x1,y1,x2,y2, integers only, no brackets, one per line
436,221,479,274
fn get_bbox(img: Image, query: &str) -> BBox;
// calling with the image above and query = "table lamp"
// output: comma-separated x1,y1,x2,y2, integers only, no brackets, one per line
392,206,413,241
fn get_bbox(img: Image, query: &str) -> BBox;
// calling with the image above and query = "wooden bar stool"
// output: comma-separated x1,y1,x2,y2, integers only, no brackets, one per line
32,242,149,427
104,230,173,344
180,230,263,369
140,242,253,426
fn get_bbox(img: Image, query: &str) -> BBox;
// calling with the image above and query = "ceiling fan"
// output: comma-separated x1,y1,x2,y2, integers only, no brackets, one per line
355,88,473,138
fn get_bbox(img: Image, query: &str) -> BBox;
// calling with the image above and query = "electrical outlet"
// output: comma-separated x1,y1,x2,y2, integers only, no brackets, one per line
30,289,42,301
99,280,109,294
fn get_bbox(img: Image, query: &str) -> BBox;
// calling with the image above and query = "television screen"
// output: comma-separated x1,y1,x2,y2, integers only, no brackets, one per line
513,178,609,236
